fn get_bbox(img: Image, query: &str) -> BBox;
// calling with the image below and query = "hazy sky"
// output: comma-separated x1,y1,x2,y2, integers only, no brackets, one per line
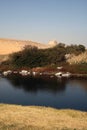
0,0,87,45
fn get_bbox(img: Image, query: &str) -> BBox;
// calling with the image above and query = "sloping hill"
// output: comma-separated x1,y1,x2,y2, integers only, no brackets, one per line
0,38,47,55
67,51,87,64
0,38,55,55
0,38,58,63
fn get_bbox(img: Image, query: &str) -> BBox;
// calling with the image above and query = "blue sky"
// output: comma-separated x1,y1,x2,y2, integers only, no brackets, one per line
0,0,87,45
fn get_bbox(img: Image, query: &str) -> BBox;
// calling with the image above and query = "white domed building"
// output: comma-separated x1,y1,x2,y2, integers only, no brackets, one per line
48,40,58,47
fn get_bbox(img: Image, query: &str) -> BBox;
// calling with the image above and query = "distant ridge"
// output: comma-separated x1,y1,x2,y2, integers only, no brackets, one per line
0,38,57,55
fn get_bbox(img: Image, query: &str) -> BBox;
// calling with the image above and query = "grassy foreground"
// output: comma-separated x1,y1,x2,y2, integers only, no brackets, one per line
0,104,87,130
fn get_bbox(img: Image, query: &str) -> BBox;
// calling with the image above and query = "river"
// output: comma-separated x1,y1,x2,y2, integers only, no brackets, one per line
0,75,87,111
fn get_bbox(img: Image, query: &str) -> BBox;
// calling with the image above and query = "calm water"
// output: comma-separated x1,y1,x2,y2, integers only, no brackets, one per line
0,75,87,111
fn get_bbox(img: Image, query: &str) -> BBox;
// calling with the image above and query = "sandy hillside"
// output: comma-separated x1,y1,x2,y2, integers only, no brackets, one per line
67,51,87,64
0,38,56,55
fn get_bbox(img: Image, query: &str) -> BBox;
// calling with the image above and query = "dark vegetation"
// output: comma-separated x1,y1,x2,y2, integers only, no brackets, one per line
8,43,85,68
0,43,87,74
66,44,85,55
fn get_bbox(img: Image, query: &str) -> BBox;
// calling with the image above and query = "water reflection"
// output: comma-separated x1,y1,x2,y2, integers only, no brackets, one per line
0,75,87,111
5,75,67,94
67,78,87,92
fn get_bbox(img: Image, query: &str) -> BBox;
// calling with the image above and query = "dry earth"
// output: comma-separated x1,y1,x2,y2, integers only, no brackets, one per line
0,38,56,55
67,51,87,64
0,104,87,130
0,38,57,62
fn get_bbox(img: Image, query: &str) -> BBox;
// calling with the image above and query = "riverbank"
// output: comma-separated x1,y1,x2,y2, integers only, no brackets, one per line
1,69,87,79
1,64,87,79
0,104,87,130
71,73,87,78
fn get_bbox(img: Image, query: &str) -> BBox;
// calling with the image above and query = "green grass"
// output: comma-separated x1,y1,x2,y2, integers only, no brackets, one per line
0,104,87,130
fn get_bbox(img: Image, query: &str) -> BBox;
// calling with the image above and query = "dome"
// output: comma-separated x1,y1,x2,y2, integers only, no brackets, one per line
48,40,58,46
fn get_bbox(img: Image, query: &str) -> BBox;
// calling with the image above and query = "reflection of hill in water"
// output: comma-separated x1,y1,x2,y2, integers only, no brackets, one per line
6,75,68,93
68,79,87,92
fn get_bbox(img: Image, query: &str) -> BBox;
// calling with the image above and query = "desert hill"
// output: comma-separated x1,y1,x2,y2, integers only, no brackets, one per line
67,51,87,64
0,38,54,55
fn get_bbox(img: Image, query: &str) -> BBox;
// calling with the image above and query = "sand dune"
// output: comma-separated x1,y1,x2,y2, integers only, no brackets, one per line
0,38,54,55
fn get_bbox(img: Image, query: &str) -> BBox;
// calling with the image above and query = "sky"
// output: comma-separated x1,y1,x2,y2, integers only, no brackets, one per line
0,0,87,46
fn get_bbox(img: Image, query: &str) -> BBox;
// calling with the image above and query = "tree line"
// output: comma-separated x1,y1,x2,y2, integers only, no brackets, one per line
8,43,86,68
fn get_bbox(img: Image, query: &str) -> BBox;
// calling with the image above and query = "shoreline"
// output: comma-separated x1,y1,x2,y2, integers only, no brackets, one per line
1,70,87,79
71,73,87,78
